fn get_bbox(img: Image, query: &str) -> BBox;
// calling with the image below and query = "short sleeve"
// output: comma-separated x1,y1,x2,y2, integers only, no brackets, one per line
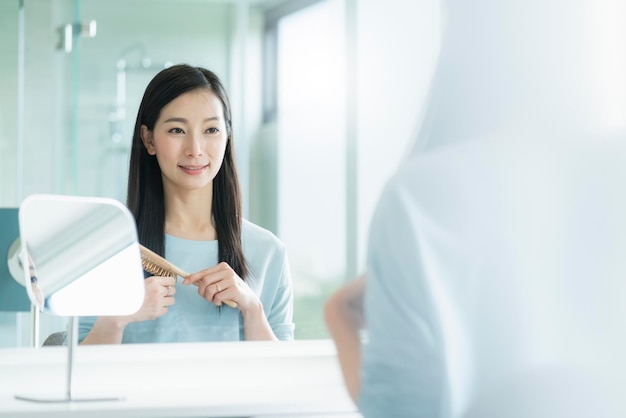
359,173,446,417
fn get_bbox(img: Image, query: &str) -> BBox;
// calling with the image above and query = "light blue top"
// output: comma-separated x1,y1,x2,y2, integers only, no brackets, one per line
358,159,446,418
79,219,294,343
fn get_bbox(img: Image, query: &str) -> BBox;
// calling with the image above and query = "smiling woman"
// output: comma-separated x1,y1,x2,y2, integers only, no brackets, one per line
79,64,295,345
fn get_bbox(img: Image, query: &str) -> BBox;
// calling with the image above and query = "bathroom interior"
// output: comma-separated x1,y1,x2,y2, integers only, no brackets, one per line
0,0,438,348
3,1,626,417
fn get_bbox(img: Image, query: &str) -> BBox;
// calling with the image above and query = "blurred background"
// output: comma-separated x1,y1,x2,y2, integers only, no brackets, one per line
0,0,440,346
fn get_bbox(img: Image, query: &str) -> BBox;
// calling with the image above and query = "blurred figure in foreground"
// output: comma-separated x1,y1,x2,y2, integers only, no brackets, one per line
325,0,626,417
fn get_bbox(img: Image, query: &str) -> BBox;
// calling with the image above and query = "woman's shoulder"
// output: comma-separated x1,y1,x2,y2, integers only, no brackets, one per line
241,219,285,252
241,220,288,278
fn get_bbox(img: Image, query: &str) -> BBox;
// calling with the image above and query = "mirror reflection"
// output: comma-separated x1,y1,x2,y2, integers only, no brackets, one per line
1,0,442,346
19,194,145,317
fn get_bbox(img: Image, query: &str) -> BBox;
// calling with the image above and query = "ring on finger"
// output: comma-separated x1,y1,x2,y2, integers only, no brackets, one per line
166,286,172,297
216,282,221,292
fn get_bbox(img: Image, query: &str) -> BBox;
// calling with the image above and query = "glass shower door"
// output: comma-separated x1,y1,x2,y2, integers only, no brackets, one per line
53,0,245,202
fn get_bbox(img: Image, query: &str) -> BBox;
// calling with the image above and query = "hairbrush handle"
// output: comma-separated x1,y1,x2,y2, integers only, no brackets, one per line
139,244,238,309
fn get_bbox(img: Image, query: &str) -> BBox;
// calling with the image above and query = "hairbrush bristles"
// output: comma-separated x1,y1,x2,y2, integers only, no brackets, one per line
141,256,176,278
139,245,188,278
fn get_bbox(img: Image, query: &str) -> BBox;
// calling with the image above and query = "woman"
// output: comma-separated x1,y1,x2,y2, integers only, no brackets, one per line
80,64,294,343
325,0,626,416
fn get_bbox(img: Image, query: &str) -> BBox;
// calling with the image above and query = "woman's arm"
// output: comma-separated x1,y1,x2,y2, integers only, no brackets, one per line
80,316,130,344
241,254,294,341
324,275,365,403
241,301,278,341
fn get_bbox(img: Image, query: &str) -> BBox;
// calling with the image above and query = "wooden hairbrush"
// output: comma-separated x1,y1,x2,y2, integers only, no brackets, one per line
139,244,238,308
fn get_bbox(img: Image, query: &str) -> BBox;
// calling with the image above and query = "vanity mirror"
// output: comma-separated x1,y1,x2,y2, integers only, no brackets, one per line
14,194,145,403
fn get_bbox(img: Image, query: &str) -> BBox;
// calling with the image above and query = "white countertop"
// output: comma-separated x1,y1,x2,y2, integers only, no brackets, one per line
0,340,361,418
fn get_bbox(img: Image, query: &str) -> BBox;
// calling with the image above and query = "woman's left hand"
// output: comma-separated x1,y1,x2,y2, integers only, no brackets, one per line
183,262,259,312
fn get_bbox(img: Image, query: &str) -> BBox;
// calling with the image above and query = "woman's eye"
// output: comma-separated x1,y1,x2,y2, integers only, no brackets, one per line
169,127,184,134
207,127,220,134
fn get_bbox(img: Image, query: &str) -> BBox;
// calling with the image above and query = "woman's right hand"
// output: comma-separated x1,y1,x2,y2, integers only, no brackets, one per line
126,275,177,323
81,275,176,345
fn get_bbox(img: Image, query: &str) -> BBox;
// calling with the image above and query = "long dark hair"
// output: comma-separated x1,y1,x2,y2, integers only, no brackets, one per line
127,64,248,279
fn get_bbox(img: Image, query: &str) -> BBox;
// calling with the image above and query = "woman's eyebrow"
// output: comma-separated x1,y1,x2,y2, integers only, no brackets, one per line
162,116,220,123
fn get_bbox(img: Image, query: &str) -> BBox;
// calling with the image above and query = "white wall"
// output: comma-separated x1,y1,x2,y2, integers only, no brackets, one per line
0,1,24,207
355,0,440,270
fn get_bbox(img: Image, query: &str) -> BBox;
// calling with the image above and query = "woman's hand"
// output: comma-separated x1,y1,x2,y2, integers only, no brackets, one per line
183,262,259,313
127,275,177,323
81,275,176,345
184,262,278,341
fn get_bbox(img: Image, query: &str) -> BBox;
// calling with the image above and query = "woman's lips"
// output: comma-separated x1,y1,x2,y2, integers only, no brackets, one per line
179,164,208,175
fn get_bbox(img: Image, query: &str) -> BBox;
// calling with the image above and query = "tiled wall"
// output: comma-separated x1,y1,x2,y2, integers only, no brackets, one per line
1,0,246,207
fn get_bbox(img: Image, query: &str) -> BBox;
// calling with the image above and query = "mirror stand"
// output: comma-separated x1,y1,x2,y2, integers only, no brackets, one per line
15,316,124,403
30,304,39,348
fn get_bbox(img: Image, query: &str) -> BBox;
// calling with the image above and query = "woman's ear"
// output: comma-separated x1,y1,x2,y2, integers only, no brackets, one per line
140,125,156,155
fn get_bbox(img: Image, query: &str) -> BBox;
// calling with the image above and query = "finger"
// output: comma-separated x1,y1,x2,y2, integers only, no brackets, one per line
182,272,202,285
184,262,232,285
159,276,177,287
144,278,165,298
144,276,160,286
184,267,220,285
146,275,176,286
163,285,176,297
213,287,236,308
197,270,232,296
163,296,175,307
208,281,239,309
200,280,218,303
201,280,228,305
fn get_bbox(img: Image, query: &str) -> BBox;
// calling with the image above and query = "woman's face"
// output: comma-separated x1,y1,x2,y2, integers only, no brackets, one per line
141,88,228,194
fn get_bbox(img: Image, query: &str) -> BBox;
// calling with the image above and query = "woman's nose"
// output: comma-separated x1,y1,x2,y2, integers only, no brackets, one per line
185,132,203,157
